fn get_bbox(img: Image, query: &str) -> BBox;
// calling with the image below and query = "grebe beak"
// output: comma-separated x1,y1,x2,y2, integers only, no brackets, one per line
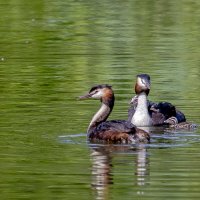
78,93,92,100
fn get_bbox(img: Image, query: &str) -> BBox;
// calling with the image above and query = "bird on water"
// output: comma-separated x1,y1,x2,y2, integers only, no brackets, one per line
128,74,186,127
79,84,150,144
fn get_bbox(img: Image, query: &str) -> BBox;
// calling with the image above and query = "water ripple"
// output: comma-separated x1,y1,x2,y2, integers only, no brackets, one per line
58,127,200,150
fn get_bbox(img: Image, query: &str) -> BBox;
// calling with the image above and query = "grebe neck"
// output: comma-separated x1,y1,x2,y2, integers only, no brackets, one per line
87,98,114,134
131,92,152,126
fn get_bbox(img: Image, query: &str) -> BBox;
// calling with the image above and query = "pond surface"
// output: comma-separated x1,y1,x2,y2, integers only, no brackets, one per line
0,1,200,199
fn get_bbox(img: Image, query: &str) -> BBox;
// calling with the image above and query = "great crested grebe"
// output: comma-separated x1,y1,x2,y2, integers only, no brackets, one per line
128,74,186,126
129,75,152,127
79,84,150,144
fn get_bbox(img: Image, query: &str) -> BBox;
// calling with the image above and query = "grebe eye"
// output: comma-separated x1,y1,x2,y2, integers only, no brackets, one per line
91,90,99,95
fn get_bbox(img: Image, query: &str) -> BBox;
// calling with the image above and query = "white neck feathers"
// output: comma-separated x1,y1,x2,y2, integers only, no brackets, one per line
87,103,110,133
131,93,152,126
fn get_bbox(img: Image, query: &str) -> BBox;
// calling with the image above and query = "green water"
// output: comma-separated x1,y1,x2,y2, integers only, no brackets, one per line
0,1,200,199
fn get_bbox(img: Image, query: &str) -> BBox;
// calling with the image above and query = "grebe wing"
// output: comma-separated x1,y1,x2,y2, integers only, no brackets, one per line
128,106,136,122
175,110,186,122
96,120,136,134
88,120,150,143
150,102,186,123
88,120,144,143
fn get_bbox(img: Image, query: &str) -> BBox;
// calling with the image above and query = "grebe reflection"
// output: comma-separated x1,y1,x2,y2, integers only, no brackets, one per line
90,145,149,200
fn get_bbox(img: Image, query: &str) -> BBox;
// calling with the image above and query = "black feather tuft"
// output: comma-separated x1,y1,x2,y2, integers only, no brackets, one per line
137,74,150,81
89,84,112,93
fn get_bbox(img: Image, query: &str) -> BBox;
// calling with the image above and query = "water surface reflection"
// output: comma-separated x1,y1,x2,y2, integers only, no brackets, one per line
1,0,200,199
90,144,149,200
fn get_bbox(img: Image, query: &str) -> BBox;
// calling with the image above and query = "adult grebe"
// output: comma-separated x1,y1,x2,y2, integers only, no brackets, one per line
79,84,150,144
128,74,186,126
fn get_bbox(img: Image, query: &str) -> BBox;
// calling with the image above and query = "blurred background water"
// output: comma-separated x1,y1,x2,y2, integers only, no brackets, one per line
0,0,200,199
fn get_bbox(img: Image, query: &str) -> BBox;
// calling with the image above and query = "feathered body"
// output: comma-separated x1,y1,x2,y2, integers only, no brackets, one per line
164,117,198,129
131,92,152,126
128,74,186,126
79,84,150,144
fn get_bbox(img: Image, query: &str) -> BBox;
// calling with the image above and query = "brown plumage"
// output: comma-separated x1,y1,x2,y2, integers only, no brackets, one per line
164,117,198,129
79,84,150,144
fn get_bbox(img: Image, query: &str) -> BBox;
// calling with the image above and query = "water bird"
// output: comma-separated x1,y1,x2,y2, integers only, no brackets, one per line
128,74,186,126
164,117,198,129
79,84,150,144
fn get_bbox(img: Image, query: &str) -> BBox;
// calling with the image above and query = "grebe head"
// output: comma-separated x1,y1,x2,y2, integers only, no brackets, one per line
79,84,113,101
135,74,151,95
